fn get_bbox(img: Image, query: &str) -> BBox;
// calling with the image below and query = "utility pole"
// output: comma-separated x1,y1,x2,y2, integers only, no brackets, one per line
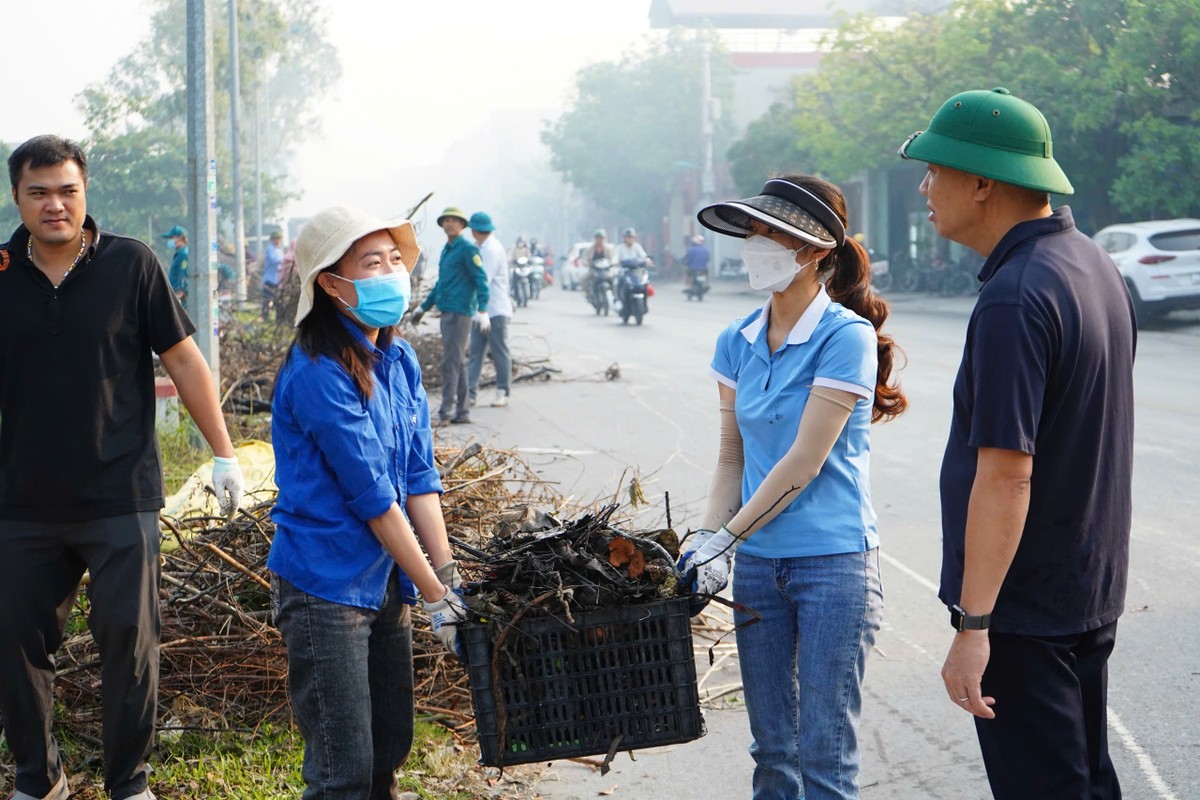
228,0,248,303
254,82,264,266
186,0,220,383
700,35,720,270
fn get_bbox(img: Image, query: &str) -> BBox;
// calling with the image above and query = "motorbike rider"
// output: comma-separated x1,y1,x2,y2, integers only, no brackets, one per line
613,228,650,312
614,227,649,266
581,228,615,300
508,236,531,265
682,233,711,292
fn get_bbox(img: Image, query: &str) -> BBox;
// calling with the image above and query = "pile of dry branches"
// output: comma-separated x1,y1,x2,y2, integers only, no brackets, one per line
52,442,566,748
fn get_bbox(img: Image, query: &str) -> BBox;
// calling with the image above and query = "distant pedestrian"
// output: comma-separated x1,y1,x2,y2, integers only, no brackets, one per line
899,87,1136,800
161,223,189,301
411,206,489,425
466,211,513,408
261,229,285,321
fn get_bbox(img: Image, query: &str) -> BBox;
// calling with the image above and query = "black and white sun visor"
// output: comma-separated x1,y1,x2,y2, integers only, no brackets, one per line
697,179,845,249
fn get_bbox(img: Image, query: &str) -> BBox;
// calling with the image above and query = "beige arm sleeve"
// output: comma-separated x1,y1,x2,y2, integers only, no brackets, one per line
701,387,744,531
724,385,858,540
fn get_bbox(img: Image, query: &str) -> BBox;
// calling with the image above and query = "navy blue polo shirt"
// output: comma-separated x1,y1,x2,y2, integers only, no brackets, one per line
939,206,1136,636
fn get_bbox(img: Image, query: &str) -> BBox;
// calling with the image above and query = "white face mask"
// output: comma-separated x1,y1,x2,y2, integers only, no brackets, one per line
741,235,816,292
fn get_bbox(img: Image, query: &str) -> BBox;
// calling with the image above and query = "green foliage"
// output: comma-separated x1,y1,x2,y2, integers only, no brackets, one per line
77,0,340,238
727,0,1200,230
542,28,737,232
726,86,814,196
0,141,17,238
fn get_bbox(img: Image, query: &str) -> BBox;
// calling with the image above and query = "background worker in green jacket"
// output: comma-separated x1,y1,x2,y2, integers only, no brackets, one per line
412,206,489,425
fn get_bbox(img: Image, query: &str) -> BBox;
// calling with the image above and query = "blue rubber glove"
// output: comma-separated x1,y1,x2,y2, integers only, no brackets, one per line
210,456,245,517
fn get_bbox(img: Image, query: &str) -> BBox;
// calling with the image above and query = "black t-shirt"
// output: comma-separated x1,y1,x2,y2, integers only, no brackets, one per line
0,218,196,521
939,207,1137,636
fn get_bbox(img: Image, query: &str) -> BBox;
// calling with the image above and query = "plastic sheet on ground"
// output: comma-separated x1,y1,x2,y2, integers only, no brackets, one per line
160,439,277,549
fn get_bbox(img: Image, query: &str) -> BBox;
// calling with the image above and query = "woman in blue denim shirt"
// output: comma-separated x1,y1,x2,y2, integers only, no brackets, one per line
268,206,468,800
679,176,907,800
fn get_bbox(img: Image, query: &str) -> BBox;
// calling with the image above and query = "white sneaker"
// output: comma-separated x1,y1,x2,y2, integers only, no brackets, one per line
12,771,69,800
122,789,157,800
490,391,509,407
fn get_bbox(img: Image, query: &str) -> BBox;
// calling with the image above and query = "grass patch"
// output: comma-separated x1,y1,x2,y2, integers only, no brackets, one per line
156,411,210,495
150,724,305,799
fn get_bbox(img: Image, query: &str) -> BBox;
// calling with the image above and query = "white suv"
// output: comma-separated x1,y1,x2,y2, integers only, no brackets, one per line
1093,219,1200,326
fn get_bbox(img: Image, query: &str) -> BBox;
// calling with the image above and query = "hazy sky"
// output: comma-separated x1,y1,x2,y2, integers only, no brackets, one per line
4,0,656,225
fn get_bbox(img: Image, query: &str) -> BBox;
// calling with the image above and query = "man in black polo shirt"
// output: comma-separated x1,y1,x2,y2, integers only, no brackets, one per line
0,135,245,800
899,89,1136,799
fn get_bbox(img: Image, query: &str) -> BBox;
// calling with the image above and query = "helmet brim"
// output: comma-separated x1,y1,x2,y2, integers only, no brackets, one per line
900,129,1074,195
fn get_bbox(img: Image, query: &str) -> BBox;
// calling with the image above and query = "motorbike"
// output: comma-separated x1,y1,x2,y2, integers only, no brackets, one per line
616,258,652,325
511,256,533,308
587,257,616,316
683,269,710,301
528,255,546,300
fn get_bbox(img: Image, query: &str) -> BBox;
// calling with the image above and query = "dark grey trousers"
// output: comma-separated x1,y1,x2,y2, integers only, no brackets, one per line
438,311,473,420
0,512,160,800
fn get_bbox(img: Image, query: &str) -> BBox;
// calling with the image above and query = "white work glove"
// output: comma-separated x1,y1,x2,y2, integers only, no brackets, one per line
422,588,469,656
686,526,739,597
210,456,245,517
434,560,463,593
675,528,717,576
473,311,491,333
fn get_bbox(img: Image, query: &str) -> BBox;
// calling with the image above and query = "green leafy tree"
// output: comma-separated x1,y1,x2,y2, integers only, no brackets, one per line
78,0,339,238
542,29,736,235
0,141,19,238
728,0,1199,230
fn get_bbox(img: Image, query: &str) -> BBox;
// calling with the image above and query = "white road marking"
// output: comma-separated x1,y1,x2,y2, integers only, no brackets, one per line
1109,709,1181,800
881,551,1179,799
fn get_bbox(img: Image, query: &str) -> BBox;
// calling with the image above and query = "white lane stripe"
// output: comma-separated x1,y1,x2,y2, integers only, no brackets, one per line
879,550,939,594
881,550,1179,799
1109,710,1181,800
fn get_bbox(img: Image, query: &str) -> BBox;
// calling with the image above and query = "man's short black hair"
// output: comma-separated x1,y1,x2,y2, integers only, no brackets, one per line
8,134,89,190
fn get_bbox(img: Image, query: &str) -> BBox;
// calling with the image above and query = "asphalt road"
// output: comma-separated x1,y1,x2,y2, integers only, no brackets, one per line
422,276,1199,800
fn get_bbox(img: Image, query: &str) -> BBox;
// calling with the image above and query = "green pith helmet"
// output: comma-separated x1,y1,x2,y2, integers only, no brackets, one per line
899,87,1074,195
437,206,469,227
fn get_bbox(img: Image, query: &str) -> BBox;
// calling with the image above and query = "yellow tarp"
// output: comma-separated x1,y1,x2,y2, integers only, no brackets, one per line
160,440,277,550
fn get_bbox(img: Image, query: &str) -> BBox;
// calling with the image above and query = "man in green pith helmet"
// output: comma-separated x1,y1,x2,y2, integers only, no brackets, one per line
900,88,1135,800
411,206,489,425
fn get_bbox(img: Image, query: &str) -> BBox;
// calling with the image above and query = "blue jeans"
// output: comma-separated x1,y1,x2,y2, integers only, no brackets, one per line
467,314,511,397
733,549,883,800
272,571,414,800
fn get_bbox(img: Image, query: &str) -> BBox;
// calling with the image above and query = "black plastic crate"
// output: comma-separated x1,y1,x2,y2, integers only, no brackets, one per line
462,596,705,766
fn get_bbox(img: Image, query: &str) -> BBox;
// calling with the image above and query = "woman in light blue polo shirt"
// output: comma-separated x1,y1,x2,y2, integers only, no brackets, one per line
268,206,469,799
679,175,907,800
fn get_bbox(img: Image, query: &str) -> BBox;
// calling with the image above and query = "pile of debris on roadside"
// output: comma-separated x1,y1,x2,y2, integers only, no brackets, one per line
46,441,724,794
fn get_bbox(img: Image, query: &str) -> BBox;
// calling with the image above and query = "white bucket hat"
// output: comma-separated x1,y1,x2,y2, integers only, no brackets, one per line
292,206,421,326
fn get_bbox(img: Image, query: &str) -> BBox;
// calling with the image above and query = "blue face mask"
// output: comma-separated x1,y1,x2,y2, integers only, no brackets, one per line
331,270,411,328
